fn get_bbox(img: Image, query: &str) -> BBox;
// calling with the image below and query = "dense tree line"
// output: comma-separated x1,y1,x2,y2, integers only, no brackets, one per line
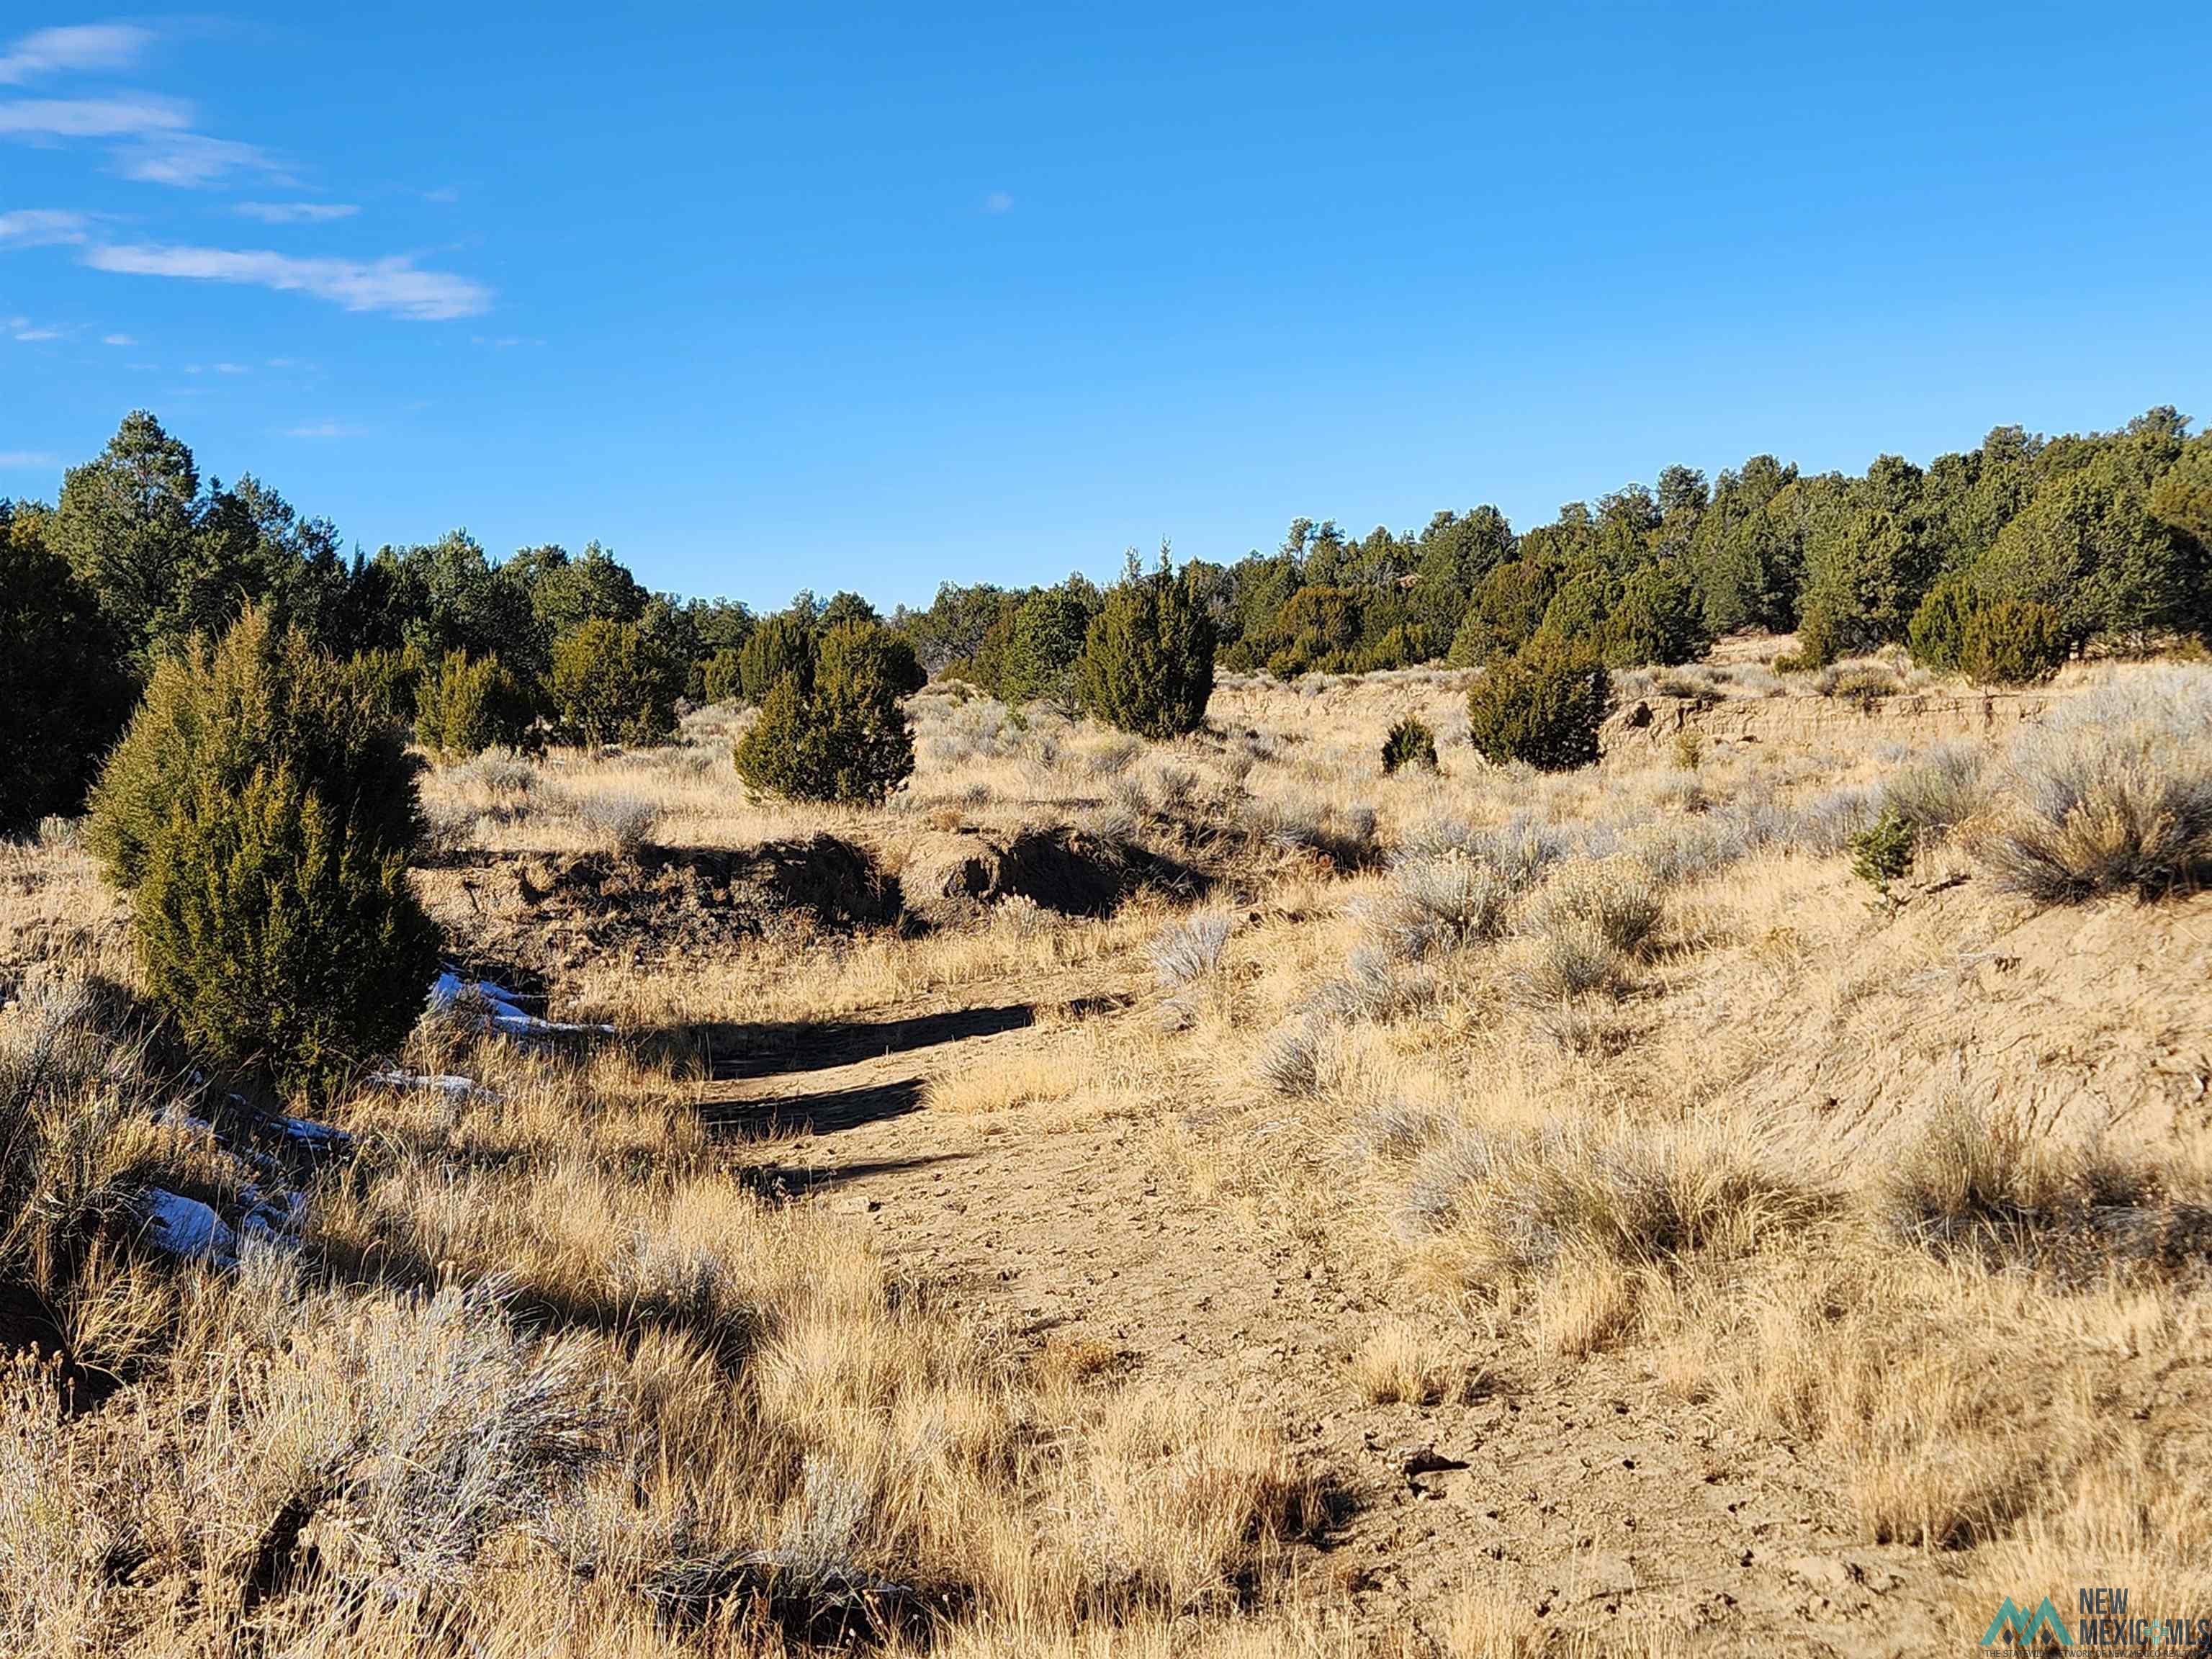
7,405,2210,832
897,406,2209,691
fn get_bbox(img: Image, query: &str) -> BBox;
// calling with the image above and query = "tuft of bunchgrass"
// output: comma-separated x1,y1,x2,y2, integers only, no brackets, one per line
1979,668,2212,903
1881,743,1988,840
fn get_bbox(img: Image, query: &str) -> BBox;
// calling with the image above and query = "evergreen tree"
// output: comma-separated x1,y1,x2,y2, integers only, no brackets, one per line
89,606,438,1099
415,651,538,757
1074,551,1217,739
736,611,818,703
734,622,915,803
999,586,1092,704
0,503,138,833
547,619,680,745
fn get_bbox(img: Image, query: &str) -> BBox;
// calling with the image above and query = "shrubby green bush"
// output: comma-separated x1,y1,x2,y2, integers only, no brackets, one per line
733,621,916,803
547,619,680,746
1850,806,1914,898
1906,575,1976,673
89,606,439,1099
1959,599,2067,687
415,650,537,757
735,612,817,704
1075,554,1216,739
1465,638,1607,771
1381,716,1438,775
999,588,1092,705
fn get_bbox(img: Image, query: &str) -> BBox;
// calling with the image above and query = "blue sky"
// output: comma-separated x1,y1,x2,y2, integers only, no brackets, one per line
2,4,2208,610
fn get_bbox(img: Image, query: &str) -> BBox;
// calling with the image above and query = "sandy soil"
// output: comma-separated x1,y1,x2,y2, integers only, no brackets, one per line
703,971,1963,1658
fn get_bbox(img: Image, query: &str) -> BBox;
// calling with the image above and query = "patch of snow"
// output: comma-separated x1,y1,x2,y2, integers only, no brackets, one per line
428,968,613,1038
239,1186,309,1245
139,1189,238,1264
274,1114,354,1153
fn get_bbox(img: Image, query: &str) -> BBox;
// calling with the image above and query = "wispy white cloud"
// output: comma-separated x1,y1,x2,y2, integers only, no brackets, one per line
983,189,1015,215
0,24,152,86
114,130,282,186
421,185,459,204
0,94,284,188
0,93,190,138
12,324,61,341
0,208,88,246
84,241,493,320
102,331,133,345
0,450,60,469
284,420,361,439
235,200,358,224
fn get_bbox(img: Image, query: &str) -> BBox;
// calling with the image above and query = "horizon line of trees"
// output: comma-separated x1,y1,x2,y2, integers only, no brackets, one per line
8,403,2212,832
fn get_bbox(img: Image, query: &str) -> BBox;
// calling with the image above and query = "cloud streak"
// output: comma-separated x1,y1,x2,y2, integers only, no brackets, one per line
0,93,191,138
116,130,282,186
0,450,60,469
84,241,493,320
0,24,152,86
235,200,359,224
0,208,88,245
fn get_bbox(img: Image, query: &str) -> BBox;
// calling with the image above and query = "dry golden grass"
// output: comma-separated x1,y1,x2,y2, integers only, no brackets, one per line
0,971,1327,1656
9,649,2212,1654
1346,1319,1467,1406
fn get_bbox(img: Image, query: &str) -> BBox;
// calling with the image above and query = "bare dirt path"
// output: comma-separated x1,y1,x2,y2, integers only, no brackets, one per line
701,974,1960,1657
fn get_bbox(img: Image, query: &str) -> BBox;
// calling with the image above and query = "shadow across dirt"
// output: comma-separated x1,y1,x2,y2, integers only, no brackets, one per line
739,1150,976,1200
701,1077,925,1137
702,1004,1040,1081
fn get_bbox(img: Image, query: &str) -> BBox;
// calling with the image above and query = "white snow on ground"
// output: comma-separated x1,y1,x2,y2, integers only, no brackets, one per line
140,1190,239,1264
428,969,613,1037
274,1113,354,1151
239,1186,309,1244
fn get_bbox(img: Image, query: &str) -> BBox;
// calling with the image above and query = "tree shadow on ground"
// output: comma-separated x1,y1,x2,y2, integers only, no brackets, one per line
700,1076,926,1136
738,1150,976,1201
655,994,1129,1083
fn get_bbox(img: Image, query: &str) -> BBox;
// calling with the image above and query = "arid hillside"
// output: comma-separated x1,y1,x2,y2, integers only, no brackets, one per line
3,638,2208,1657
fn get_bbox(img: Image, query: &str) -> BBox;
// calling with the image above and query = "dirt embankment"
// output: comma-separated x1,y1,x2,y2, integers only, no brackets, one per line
419,824,1210,972
1605,688,2058,754
416,835,900,974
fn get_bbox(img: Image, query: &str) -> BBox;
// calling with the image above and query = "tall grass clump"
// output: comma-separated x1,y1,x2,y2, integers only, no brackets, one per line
0,976,204,1305
1365,857,1516,958
1875,1100,2199,1272
1981,667,2212,902
1148,912,1233,989
1881,743,1988,840
88,606,439,1100
1401,1119,1825,1297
